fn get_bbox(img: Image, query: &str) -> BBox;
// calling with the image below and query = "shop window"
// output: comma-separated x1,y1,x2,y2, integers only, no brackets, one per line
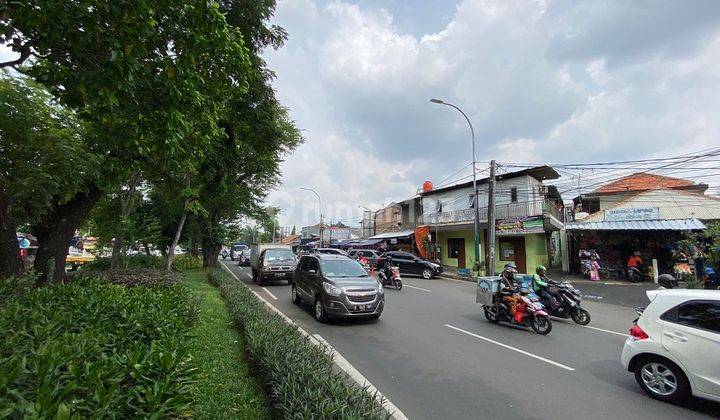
500,240,515,261
510,187,518,203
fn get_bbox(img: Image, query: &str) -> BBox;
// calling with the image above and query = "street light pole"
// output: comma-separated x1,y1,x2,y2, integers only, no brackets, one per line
430,98,481,274
301,187,323,246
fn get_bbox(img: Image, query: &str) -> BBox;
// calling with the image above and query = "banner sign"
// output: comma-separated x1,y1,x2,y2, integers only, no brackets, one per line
604,207,659,222
495,216,544,235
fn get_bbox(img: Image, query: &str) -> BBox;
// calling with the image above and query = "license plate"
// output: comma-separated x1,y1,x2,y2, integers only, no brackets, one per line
355,305,370,310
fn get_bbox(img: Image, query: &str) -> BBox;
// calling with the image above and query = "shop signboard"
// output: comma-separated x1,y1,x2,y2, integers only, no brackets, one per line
495,216,544,235
604,207,659,222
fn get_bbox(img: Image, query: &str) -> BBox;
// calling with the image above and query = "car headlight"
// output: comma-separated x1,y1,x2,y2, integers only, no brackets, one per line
322,282,342,297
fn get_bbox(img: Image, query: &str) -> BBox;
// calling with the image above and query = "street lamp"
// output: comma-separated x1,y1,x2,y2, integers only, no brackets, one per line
430,98,481,273
300,187,323,246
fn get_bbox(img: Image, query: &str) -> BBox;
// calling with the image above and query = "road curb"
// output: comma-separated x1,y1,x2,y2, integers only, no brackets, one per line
219,262,408,420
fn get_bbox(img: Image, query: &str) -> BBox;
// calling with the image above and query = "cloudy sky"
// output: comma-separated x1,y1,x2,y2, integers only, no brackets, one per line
264,0,720,230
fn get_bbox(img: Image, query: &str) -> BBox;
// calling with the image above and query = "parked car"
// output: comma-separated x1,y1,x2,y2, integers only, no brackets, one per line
621,289,720,404
291,254,384,322
347,249,383,267
250,244,296,285
310,248,348,256
381,251,442,279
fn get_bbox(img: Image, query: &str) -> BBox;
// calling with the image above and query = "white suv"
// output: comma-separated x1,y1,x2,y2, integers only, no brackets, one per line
621,289,720,404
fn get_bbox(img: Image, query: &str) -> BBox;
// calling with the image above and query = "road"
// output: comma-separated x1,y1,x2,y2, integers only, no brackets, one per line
220,260,719,419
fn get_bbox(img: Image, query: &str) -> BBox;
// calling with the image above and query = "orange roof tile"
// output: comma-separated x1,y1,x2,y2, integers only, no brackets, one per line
594,172,696,194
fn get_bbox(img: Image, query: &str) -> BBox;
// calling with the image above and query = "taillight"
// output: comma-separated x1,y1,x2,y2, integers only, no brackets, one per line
629,324,649,341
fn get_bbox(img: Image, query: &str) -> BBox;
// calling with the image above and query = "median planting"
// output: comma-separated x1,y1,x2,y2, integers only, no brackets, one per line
208,269,388,419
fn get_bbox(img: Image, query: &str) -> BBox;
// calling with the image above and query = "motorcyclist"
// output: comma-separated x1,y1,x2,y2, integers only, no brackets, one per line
532,265,560,311
357,251,369,266
499,263,521,316
627,251,643,270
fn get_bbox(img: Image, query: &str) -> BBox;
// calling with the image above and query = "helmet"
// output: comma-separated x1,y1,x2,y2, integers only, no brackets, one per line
503,262,518,273
536,264,547,274
634,251,641,256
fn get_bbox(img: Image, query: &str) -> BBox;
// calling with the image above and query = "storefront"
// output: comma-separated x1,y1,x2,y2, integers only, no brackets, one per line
565,218,706,278
494,216,550,274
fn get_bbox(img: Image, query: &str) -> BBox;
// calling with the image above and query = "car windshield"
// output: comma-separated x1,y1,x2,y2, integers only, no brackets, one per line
232,245,247,251
265,249,295,262
320,259,369,278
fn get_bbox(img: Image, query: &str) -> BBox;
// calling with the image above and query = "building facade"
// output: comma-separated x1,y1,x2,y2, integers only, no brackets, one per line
419,166,564,275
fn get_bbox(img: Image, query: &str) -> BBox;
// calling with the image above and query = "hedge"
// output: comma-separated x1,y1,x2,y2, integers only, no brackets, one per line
81,254,203,271
0,277,198,418
208,269,388,419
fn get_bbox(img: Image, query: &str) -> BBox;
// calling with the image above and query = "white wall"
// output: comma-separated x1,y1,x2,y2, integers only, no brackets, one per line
421,175,544,214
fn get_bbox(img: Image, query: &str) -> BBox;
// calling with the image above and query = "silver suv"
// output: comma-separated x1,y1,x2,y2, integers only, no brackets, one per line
291,254,385,322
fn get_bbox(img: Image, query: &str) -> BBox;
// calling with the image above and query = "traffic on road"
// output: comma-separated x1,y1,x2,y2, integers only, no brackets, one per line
221,250,720,420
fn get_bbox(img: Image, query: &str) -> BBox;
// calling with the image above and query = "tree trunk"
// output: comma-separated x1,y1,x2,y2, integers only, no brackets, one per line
0,190,22,279
111,173,141,269
202,232,222,269
166,211,187,271
33,185,103,284
143,242,151,256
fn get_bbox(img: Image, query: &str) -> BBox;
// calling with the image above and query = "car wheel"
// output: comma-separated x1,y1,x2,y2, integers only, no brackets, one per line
634,358,690,404
313,296,327,323
291,284,301,305
422,268,433,279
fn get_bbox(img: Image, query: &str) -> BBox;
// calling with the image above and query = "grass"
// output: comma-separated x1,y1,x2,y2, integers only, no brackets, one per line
185,270,271,419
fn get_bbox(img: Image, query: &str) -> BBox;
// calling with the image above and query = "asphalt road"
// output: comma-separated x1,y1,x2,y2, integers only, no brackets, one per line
220,260,719,420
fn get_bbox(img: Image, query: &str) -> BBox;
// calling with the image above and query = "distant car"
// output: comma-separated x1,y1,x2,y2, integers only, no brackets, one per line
292,254,384,322
311,248,348,256
621,289,720,404
251,245,296,285
230,243,248,261
347,249,383,267
381,251,442,279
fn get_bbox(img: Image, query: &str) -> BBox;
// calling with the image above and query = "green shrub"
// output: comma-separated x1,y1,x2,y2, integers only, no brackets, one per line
0,277,198,418
70,269,183,287
208,269,387,419
171,254,203,271
81,254,163,271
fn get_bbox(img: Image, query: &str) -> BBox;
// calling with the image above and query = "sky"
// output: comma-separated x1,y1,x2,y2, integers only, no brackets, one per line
3,1,719,232
263,0,720,231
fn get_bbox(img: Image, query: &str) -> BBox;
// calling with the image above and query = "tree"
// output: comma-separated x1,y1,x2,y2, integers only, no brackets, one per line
0,76,101,279
291,225,296,236
194,0,302,268
1,1,251,282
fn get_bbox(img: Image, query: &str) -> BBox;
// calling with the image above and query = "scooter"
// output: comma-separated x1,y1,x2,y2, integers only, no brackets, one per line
377,264,402,290
483,289,553,335
540,281,591,325
626,265,649,283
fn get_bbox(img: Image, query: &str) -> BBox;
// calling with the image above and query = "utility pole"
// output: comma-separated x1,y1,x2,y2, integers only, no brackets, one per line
487,160,497,275
271,218,276,243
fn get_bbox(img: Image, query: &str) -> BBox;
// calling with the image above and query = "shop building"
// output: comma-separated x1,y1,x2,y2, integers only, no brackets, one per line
567,173,720,277
419,166,565,275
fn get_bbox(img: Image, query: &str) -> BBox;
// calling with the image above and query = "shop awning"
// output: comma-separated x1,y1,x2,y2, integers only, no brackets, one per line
565,218,706,231
369,229,415,239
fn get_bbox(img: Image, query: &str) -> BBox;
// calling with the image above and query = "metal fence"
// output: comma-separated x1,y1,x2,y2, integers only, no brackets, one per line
419,200,563,225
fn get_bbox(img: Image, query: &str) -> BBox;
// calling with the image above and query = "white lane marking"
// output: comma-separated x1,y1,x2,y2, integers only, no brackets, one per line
444,324,576,372
219,262,407,420
313,334,408,420
403,284,432,292
262,287,278,300
580,325,628,337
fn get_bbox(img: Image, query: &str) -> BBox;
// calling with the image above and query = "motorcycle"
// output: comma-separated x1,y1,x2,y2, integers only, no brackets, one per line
377,264,402,290
540,281,591,325
483,289,553,335
626,265,649,283
220,249,229,260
